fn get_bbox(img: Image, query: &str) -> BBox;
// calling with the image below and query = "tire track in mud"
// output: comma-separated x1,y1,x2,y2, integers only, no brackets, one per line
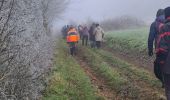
99,47,162,86
74,55,118,100
102,45,154,72
77,45,166,100
93,49,166,100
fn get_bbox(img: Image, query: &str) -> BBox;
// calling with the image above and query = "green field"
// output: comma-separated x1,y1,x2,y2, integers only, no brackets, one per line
105,27,149,54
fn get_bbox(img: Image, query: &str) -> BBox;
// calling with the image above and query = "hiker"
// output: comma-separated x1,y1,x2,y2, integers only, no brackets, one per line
66,26,80,55
94,23,104,49
82,26,89,46
61,25,68,38
157,7,170,100
78,25,84,39
89,23,96,48
148,9,165,87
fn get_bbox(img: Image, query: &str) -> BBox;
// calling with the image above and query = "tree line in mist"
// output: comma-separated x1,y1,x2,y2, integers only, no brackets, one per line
69,15,146,31
100,15,146,31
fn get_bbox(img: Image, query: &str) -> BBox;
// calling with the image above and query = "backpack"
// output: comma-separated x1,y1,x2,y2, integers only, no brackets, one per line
155,21,164,49
67,29,80,42
156,21,164,33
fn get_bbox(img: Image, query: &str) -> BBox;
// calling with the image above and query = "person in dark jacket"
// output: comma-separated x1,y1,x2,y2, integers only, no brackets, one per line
148,9,165,55
89,23,96,48
82,26,89,46
157,7,170,100
78,25,84,39
61,25,69,39
148,9,165,87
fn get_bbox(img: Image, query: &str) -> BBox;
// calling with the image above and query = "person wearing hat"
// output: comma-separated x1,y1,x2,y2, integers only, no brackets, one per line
148,9,165,87
157,7,170,100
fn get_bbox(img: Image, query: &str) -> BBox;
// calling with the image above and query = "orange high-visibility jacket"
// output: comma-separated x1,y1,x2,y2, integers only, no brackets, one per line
66,28,80,42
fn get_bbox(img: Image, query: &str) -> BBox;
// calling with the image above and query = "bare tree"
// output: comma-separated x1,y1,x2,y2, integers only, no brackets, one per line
41,0,68,36
0,0,67,99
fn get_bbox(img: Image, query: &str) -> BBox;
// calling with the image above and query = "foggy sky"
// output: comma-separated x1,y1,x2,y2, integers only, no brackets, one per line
55,0,170,27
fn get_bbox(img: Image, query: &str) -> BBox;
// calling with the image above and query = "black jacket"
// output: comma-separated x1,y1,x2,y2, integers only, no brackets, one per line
89,26,95,41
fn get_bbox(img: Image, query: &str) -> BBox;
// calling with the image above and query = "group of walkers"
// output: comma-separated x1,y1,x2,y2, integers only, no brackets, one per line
148,7,170,100
78,23,105,48
61,23,105,56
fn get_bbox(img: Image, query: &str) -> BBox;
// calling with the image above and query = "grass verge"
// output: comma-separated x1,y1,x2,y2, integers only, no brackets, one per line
43,41,98,100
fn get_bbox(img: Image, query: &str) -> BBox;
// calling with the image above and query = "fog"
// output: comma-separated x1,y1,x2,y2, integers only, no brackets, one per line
55,0,170,27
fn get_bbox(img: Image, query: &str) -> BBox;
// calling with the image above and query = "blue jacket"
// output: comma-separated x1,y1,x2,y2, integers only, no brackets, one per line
148,15,165,52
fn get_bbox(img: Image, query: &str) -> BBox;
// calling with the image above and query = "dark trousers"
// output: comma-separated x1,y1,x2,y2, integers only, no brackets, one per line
90,40,96,48
154,60,164,84
164,74,170,100
70,46,76,56
68,42,77,56
154,54,166,85
96,41,101,48
82,35,88,46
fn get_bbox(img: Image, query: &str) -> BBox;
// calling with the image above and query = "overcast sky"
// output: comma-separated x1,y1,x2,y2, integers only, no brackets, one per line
54,0,170,28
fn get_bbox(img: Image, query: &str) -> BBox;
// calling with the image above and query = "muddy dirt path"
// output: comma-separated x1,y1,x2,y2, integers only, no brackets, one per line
102,46,154,72
98,54,165,99
75,56,118,100
91,48,165,100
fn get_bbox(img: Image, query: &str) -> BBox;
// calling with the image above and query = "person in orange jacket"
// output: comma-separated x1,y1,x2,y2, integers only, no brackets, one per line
66,26,80,55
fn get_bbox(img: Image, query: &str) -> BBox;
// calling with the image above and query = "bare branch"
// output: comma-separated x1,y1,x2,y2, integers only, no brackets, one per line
0,0,14,36
0,0,5,12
